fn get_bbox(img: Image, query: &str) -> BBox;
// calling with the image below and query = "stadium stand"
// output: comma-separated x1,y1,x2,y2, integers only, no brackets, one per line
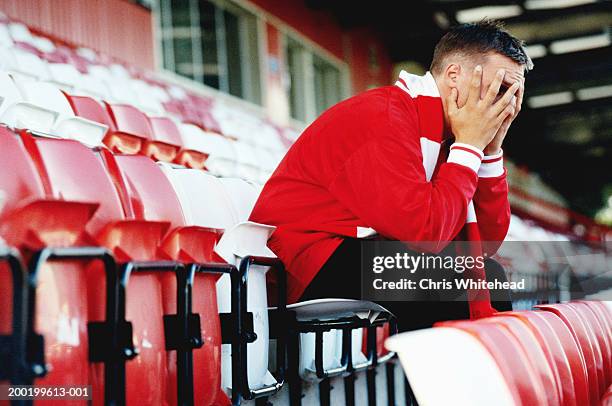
0,14,610,406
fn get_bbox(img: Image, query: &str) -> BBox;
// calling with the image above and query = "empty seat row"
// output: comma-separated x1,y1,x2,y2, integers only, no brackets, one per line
0,71,284,183
387,301,612,406
0,19,295,152
0,128,396,405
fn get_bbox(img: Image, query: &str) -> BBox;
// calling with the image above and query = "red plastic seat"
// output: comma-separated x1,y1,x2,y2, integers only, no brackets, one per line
104,103,153,155
479,316,561,406
100,151,229,405
502,311,585,406
536,303,604,404
569,302,611,386
145,116,183,163
437,319,550,406
0,130,100,400
64,93,115,129
602,385,612,406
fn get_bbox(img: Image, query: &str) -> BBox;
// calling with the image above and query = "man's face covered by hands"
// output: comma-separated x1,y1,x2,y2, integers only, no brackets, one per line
446,53,525,155
455,53,524,108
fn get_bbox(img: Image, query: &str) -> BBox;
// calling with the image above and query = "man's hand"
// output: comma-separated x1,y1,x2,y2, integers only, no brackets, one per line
484,77,524,155
447,65,520,151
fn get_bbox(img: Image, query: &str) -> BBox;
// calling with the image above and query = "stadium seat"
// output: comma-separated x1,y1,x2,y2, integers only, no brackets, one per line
73,73,112,100
0,130,106,401
12,80,108,146
47,62,84,91
145,116,183,162
568,302,611,385
103,103,154,154
477,316,561,406
437,319,550,406
0,24,13,47
386,327,516,406
536,303,606,402
131,79,166,115
158,165,280,398
7,23,33,45
100,152,230,405
501,311,586,406
178,124,237,176
64,92,114,125
0,47,49,81
174,123,211,169
15,137,228,405
234,141,264,181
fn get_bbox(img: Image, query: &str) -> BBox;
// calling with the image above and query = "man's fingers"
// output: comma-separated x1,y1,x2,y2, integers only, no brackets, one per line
496,102,516,125
447,87,458,114
493,81,520,116
483,69,505,105
467,65,483,105
514,80,524,117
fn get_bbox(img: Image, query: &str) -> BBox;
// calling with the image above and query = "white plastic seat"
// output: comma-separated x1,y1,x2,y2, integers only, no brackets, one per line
7,23,32,43
108,63,130,80
234,142,262,181
158,165,277,394
215,176,364,383
87,64,113,82
106,81,139,105
130,80,166,115
385,327,515,406
47,63,83,90
254,147,279,182
31,35,55,53
0,24,13,46
1,78,107,146
75,47,97,62
0,72,57,133
73,74,112,100
0,48,50,80
178,124,237,177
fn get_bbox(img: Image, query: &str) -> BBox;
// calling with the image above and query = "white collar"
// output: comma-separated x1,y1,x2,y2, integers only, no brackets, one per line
395,70,440,98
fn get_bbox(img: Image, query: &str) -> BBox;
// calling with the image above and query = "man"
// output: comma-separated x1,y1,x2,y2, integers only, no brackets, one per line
251,21,533,330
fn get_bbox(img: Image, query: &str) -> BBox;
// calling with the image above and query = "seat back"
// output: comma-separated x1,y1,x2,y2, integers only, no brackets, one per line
3,47,49,80
0,127,45,220
217,177,260,223
0,72,24,118
108,155,185,231
104,103,153,154
15,80,75,116
437,320,549,406
386,327,516,406
48,63,83,89
0,132,110,401
104,156,228,405
502,311,581,406
177,124,236,175
160,165,276,394
536,303,604,402
22,136,125,237
64,93,115,129
143,116,182,162
479,316,561,406
567,302,611,388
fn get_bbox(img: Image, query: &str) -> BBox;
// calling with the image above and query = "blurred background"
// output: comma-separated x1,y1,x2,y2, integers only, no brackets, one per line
1,0,610,240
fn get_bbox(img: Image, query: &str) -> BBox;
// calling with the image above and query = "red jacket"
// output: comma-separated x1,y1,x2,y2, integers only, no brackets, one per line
251,71,510,305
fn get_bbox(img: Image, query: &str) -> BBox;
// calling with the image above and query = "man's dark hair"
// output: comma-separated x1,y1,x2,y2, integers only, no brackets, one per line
430,20,533,74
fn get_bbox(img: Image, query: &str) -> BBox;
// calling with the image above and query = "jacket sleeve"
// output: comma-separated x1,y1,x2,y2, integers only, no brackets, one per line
327,104,483,252
473,151,511,254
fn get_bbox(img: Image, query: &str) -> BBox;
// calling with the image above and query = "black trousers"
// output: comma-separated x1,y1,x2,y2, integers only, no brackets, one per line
300,238,512,332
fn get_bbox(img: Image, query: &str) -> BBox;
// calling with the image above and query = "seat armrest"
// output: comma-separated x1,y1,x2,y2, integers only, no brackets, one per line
214,221,276,264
